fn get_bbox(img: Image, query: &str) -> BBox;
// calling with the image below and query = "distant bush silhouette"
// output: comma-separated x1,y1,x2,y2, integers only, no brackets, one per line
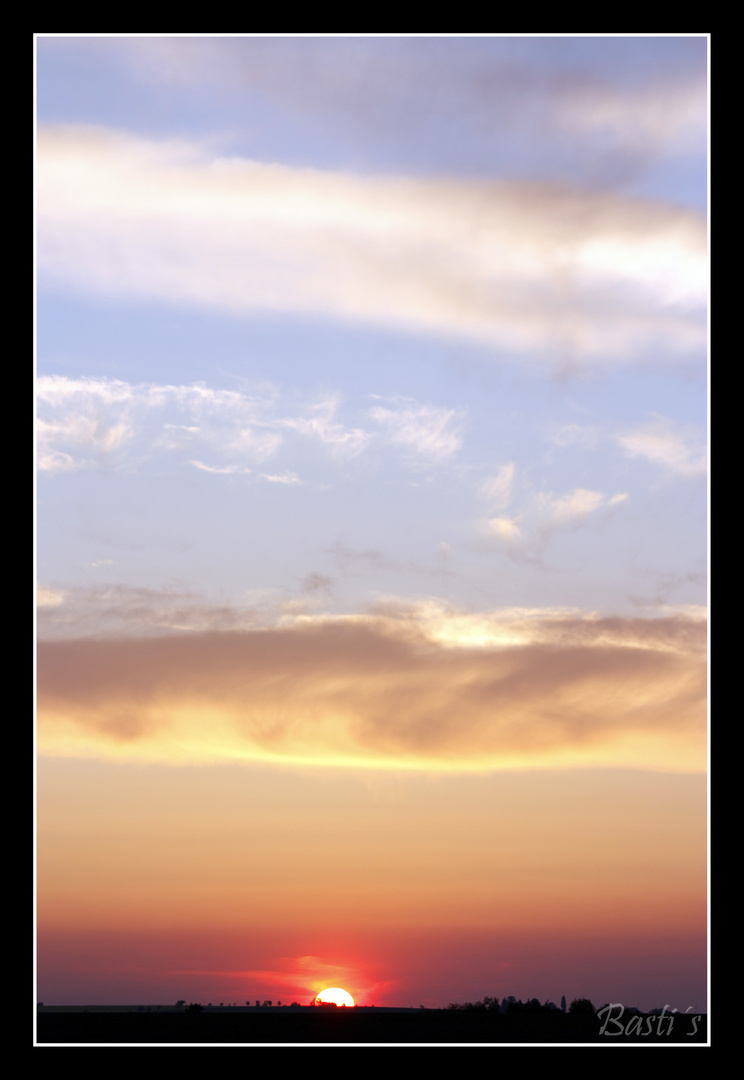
447,996,500,1011
568,998,595,1014
185,1002,203,1013
446,994,570,1014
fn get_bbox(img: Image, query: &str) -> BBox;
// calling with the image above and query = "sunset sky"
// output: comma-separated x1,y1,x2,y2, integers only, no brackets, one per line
36,36,707,1015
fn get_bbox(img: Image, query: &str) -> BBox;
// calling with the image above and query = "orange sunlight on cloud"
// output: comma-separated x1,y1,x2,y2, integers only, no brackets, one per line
37,613,706,773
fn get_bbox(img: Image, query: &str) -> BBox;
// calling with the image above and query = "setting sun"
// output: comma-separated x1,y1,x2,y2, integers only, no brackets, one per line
315,988,355,1007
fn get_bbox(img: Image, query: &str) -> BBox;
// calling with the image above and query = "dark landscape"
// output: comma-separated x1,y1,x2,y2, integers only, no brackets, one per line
36,1005,707,1044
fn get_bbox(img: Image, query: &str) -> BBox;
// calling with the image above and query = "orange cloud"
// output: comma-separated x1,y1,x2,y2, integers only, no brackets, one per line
37,611,706,772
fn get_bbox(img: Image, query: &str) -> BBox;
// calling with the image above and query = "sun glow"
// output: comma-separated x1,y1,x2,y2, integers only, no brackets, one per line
315,987,355,1007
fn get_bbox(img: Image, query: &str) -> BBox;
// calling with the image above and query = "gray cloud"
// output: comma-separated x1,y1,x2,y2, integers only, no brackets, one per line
48,37,705,186
36,583,262,638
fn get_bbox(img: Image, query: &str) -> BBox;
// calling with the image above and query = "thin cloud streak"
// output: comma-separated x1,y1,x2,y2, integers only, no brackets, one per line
37,611,706,773
38,126,706,364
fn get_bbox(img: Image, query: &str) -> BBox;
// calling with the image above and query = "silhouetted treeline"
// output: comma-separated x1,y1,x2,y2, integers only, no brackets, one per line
446,995,572,1013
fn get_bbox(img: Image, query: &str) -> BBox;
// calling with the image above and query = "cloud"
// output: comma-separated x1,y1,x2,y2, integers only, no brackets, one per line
616,417,707,476
37,586,65,608
36,409,134,473
37,126,706,364
485,487,628,560
369,399,463,459
57,37,705,186
262,472,302,484
36,582,262,638
190,461,252,474
279,397,370,458
542,487,627,525
37,608,706,773
555,69,706,161
488,517,521,540
300,573,334,595
479,464,515,509
37,376,370,475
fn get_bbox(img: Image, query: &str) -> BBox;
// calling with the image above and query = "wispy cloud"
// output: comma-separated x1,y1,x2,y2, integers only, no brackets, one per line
479,464,515,510
262,471,302,484
485,486,628,560
36,582,264,638
38,126,706,364
541,487,628,525
60,38,705,184
37,586,65,608
369,398,464,459
280,397,370,458
37,376,369,475
616,417,707,476
488,516,521,540
190,460,252,474
37,608,706,772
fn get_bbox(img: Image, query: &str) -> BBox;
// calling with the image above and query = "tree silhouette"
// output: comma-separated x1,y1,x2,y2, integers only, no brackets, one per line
568,997,595,1014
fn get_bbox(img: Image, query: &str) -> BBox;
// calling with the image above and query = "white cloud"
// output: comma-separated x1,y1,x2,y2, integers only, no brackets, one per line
280,397,370,458
480,464,515,509
37,126,707,364
543,487,611,524
262,472,302,484
485,487,628,559
369,399,463,459
616,418,707,477
37,586,65,608
190,460,252,474
488,516,521,540
36,410,134,473
539,488,628,532
37,376,372,475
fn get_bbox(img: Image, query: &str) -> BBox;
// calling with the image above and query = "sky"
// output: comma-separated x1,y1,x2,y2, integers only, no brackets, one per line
36,35,708,1016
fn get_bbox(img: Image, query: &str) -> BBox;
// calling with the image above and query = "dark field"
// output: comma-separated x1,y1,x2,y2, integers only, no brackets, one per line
36,1008,707,1044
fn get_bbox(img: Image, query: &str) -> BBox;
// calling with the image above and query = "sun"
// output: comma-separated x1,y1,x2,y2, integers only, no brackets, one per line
315,987,355,1007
